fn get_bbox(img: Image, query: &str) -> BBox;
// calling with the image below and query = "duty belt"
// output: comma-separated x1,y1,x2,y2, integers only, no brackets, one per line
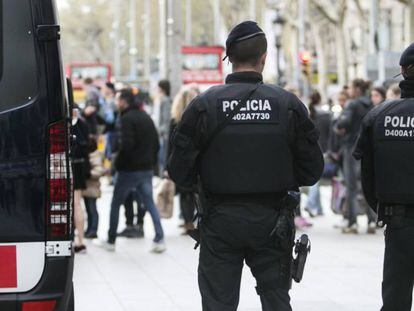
378,204,414,227
383,205,414,219
208,192,287,205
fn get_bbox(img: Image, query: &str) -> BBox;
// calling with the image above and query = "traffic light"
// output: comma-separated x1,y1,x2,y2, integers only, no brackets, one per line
299,51,312,80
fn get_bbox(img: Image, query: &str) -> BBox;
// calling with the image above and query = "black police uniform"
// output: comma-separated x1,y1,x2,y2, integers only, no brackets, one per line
354,44,414,311
168,22,324,311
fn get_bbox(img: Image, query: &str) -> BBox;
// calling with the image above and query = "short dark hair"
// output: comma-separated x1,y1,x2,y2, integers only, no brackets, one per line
352,78,371,94
228,35,267,67
158,79,171,97
105,82,116,93
371,86,386,100
118,88,135,106
83,77,93,85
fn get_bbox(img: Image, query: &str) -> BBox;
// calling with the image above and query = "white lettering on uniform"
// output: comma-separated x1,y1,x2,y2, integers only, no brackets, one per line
263,100,271,111
391,117,399,127
223,101,230,112
250,100,258,111
384,116,392,127
231,100,238,110
385,115,414,128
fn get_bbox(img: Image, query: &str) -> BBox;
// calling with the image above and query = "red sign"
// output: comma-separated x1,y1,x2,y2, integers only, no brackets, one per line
66,62,112,90
182,46,224,85
0,246,17,288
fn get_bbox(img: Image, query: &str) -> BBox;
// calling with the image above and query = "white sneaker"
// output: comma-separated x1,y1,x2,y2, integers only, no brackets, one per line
342,223,359,234
98,240,116,252
151,240,166,253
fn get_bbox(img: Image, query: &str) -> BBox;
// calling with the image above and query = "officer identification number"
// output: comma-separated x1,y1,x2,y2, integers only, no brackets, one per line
217,97,279,124
380,114,414,140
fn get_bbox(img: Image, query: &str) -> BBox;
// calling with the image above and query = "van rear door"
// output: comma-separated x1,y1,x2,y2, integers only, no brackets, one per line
0,0,72,294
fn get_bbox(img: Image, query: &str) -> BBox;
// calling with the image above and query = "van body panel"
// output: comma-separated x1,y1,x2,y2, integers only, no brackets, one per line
0,0,73,308
0,0,48,243
0,243,45,294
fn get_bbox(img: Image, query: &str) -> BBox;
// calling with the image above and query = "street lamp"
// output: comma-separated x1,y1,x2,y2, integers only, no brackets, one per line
273,10,286,86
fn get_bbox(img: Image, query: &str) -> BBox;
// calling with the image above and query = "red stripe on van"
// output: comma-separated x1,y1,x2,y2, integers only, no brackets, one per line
0,246,17,288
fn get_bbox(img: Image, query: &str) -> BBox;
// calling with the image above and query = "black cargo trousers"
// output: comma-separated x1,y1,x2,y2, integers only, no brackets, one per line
381,219,414,311
198,197,293,311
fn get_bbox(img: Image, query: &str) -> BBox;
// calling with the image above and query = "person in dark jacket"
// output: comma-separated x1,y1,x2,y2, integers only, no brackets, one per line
103,89,165,253
305,90,332,217
167,86,199,234
168,21,323,311
71,106,91,253
354,43,414,311
336,79,376,234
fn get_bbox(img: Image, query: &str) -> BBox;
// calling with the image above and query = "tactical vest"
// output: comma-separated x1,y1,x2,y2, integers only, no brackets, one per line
199,84,295,194
373,98,414,204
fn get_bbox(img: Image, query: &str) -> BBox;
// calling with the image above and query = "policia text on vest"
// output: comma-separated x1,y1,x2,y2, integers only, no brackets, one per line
220,98,277,123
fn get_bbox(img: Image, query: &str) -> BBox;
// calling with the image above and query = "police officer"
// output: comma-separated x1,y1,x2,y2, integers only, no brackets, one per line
168,21,324,311
354,43,414,311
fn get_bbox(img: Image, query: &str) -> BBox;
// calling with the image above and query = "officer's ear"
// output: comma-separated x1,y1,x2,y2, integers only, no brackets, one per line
260,52,267,66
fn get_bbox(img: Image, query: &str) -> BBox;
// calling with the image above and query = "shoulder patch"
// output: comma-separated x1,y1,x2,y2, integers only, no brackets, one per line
216,97,279,124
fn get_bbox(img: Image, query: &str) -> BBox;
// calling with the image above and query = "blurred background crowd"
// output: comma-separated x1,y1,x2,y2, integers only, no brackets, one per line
69,74,401,253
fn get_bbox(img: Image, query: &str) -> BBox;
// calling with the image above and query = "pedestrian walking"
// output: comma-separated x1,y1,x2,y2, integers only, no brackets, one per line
371,86,387,107
305,90,332,217
168,86,199,234
354,42,414,311
155,79,172,174
83,150,105,239
336,78,376,234
168,21,324,311
101,82,118,162
103,89,165,253
71,105,91,253
386,83,401,100
117,191,146,238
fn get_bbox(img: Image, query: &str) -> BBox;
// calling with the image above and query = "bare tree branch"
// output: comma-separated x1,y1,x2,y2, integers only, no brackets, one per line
396,0,411,4
309,0,338,25
337,0,347,24
353,0,368,30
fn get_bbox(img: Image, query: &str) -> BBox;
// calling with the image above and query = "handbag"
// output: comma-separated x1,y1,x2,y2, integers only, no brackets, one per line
155,178,176,219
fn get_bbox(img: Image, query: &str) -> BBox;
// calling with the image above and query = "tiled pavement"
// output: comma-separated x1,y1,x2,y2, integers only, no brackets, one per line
74,183,385,311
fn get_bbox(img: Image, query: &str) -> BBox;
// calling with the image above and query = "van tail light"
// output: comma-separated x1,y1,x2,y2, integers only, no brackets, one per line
47,120,73,240
22,300,56,311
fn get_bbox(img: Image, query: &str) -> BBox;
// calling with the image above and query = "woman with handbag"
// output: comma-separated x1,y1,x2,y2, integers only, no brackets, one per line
167,85,199,234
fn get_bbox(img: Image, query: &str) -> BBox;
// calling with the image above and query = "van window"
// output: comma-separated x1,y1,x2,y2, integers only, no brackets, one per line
0,0,38,114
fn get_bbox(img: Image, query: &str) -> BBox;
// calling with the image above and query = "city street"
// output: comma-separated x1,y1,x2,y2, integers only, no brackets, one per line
74,181,385,311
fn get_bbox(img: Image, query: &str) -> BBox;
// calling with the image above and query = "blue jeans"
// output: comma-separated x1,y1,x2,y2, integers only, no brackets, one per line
108,170,164,243
306,182,323,215
84,197,99,235
157,137,168,174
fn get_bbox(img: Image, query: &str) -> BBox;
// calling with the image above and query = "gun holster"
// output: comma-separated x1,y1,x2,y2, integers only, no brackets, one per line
292,234,311,283
271,192,298,250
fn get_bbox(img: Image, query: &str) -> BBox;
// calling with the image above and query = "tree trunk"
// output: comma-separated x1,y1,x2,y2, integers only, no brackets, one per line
405,2,414,46
336,25,348,87
312,24,328,103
